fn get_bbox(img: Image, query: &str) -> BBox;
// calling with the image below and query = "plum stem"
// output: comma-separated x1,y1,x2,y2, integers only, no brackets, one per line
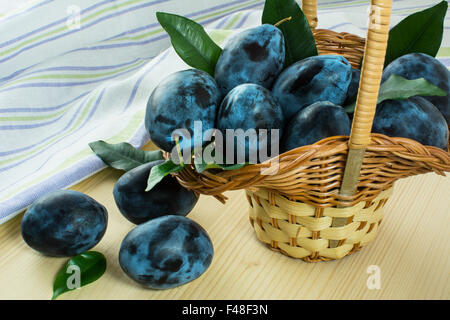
274,16,292,27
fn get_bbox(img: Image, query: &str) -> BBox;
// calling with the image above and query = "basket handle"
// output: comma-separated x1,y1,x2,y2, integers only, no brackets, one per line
301,0,393,194
302,0,318,28
326,0,393,247
340,0,393,196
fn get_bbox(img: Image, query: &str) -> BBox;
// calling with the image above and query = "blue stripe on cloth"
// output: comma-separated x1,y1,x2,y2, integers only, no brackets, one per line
0,92,89,114
105,0,256,41
234,10,254,29
0,113,66,130
73,2,265,52
1,52,167,160
0,64,40,84
0,0,54,23
328,22,352,30
0,62,146,93
0,118,149,225
215,14,234,29
0,89,105,172
0,0,115,48
0,96,90,173
0,58,145,86
122,50,170,112
0,51,168,168
24,58,144,75
0,0,169,63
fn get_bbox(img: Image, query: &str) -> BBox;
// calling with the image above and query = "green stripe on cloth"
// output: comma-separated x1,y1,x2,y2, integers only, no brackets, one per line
110,0,263,42
2,109,146,201
437,47,450,57
0,92,99,166
0,0,148,57
1,60,147,88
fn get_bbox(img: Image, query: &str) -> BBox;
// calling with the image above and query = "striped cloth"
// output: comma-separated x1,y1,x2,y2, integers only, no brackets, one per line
0,0,448,224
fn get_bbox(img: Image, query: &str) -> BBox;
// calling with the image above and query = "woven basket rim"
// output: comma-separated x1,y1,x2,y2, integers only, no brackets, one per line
174,133,450,207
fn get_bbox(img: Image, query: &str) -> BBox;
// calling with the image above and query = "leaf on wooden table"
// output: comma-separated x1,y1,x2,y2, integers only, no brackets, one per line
52,251,106,300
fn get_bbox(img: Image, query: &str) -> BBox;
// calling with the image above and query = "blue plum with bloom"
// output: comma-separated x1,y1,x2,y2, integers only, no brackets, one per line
372,96,448,150
281,101,351,152
272,55,352,119
381,53,450,124
216,83,284,163
119,215,213,289
21,190,108,257
113,160,198,225
145,69,221,152
214,24,285,96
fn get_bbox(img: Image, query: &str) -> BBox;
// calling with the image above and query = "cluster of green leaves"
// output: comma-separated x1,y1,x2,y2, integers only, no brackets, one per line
88,138,245,192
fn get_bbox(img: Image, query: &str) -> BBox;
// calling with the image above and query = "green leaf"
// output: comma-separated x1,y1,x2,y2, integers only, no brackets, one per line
89,140,163,171
384,1,447,68
378,75,446,103
194,160,218,173
262,0,318,67
146,160,184,191
156,12,222,76
215,163,248,170
52,251,106,300
343,75,446,114
193,142,248,173
194,160,247,173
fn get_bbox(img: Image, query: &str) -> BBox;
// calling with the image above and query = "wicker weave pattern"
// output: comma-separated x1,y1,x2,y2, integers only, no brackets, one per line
247,187,392,261
175,134,450,207
313,29,365,68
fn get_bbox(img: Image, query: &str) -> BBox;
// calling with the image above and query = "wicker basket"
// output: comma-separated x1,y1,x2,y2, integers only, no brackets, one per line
173,0,450,262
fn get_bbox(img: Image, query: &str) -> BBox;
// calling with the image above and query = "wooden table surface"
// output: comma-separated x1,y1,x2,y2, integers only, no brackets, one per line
1,142,449,300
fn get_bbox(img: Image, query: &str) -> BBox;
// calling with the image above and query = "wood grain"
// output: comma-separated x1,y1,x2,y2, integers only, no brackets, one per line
0,150,448,299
